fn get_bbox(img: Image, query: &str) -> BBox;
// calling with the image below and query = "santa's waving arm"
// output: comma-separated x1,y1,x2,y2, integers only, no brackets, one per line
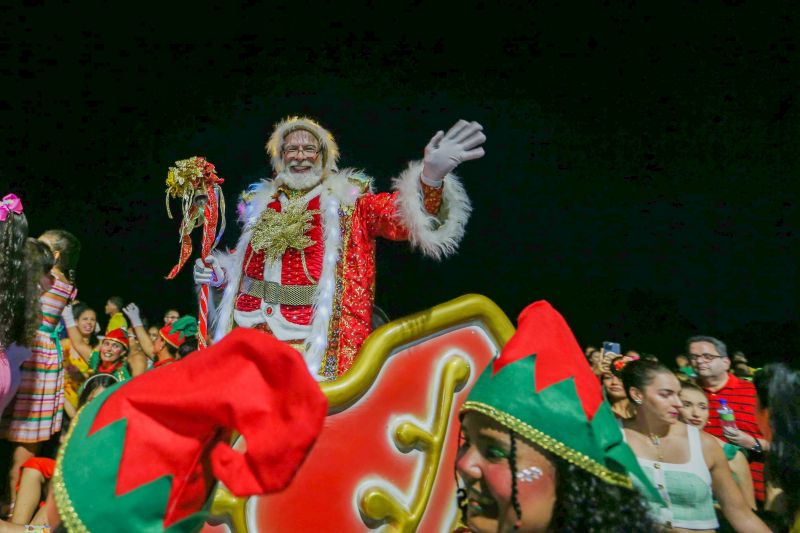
420,120,486,186
366,120,485,259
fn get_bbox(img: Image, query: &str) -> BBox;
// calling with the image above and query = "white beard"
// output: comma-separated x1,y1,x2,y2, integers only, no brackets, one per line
275,162,324,191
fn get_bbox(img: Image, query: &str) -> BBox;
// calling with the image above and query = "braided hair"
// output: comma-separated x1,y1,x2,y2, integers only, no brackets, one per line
454,430,522,529
453,429,524,529
508,431,523,529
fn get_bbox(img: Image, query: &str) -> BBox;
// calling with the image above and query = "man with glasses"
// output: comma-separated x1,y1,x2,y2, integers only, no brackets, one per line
687,335,767,505
194,116,483,380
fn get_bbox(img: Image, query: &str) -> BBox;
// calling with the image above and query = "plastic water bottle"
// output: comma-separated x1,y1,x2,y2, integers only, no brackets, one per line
717,399,738,431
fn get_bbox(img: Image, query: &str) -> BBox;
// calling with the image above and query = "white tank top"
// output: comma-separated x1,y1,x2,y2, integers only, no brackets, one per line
631,424,719,530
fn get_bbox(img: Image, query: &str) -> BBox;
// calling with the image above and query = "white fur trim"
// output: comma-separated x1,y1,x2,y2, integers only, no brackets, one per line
420,173,444,187
236,179,275,226
392,161,472,260
210,179,277,340
327,168,372,205
210,232,250,341
303,192,340,379
236,169,364,222
264,116,339,175
208,172,354,380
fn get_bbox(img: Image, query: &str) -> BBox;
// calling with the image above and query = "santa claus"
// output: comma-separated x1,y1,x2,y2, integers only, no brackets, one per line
194,116,484,380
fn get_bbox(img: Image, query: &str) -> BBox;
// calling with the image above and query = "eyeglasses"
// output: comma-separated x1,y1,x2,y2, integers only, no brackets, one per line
688,353,726,362
283,145,320,157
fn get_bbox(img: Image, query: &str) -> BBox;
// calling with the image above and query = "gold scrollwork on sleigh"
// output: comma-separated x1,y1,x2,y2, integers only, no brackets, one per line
208,293,514,532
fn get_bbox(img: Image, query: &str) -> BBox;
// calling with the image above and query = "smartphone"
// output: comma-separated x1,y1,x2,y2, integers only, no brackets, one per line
602,341,621,356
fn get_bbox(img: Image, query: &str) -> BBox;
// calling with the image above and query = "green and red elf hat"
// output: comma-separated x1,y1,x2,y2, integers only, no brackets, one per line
52,327,328,532
160,316,198,348
460,301,662,502
104,327,129,349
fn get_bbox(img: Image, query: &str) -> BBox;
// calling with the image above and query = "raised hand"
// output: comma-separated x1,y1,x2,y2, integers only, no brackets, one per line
123,303,143,328
422,120,486,183
61,304,76,329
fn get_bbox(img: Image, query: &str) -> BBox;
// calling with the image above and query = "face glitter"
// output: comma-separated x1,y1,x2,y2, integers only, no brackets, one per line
516,466,543,483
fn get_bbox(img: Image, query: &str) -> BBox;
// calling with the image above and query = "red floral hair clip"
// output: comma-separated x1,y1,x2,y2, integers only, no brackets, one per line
611,356,628,375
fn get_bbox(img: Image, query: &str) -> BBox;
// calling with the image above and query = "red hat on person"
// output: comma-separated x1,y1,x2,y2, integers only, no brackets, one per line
52,327,329,532
159,316,198,348
104,327,129,349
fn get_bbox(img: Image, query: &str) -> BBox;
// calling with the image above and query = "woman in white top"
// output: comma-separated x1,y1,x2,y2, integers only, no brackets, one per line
678,380,756,510
620,359,768,533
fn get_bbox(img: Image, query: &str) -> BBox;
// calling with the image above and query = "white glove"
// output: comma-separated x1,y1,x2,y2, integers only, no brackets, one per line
421,120,486,184
193,256,225,288
123,303,143,328
61,304,76,329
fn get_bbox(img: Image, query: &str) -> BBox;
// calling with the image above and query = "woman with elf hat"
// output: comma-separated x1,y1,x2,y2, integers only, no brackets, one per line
86,328,133,381
62,304,134,382
455,301,660,532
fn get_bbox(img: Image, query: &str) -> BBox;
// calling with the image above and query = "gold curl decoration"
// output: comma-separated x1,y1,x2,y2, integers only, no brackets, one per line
359,354,471,532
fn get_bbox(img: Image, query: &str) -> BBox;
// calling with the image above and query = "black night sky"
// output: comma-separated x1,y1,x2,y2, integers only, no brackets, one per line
3,1,798,365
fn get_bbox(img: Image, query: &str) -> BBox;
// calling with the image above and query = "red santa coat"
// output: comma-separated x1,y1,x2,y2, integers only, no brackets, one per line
211,162,471,379
235,194,325,326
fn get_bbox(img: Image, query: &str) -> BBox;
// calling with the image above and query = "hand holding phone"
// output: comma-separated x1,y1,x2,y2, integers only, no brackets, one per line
602,341,621,357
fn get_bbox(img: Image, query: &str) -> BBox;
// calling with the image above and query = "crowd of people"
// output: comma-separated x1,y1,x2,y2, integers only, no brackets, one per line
1,152,798,532
574,336,799,532
0,194,201,532
0,116,490,531
452,305,800,533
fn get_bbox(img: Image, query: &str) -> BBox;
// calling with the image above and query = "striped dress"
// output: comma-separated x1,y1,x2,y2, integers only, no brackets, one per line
1,279,73,443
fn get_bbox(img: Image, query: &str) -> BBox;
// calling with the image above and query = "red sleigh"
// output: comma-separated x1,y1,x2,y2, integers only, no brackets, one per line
203,294,514,532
